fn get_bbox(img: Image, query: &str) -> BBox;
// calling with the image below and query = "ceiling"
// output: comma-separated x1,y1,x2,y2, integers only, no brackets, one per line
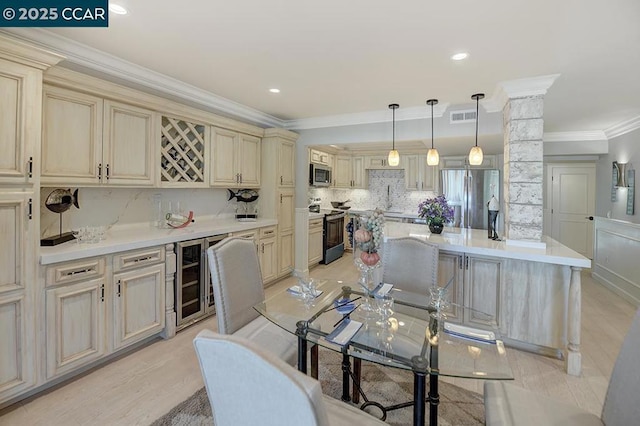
7,0,640,136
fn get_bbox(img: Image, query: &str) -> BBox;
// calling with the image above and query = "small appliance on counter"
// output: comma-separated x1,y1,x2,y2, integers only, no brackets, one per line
229,189,259,221
41,188,80,246
308,197,321,213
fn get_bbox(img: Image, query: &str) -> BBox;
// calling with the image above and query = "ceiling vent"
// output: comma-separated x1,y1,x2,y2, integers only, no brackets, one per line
450,109,477,124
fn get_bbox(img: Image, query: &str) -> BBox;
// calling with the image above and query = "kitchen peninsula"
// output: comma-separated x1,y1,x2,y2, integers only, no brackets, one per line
384,222,591,376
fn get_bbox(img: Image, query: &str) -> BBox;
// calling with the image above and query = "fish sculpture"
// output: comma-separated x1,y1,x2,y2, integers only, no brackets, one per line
45,188,80,213
228,189,259,203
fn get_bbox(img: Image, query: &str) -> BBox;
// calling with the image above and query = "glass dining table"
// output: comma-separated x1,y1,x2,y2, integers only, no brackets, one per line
255,279,513,426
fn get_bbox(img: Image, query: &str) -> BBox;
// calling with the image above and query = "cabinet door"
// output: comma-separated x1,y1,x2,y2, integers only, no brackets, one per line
238,134,261,187
210,127,239,186
46,277,106,379
42,86,102,185
278,231,294,277
278,140,295,187
113,263,165,350
310,149,330,165
464,255,502,327
365,155,388,169
0,59,39,185
0,293,34,400
103,100,156,186
437,251,464,322
334,156,352,188
351,156,366,188
404,155,420,191
278,189,295,234
308,226,323,265
259,237,278,284
422,162,438,191
0,193,32,295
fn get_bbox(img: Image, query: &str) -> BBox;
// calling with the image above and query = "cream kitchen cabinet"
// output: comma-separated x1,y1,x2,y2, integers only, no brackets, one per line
309,148,331,166
334,155,366,188
261,129,299,279
258,226,278,284
364,155,403,169
308,217,323,266
44,247,165,379
404,155,437,191
210,127,261,188
159,115,208,187
438,251,503,328
440,155,496,169
41,86,157,186
0,193,36,400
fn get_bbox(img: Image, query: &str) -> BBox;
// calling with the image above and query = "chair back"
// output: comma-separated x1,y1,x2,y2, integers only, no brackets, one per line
601,307,640,425
382,237,439,294
194,330,330,426
206,236,264,334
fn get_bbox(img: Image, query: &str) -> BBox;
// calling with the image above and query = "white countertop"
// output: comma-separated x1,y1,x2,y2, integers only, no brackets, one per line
40,218,278,265
384,222,591,268
348,209,420,219
308,212,324,219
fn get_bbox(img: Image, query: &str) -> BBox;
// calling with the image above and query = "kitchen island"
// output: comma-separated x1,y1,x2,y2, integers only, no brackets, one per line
384,222,591,376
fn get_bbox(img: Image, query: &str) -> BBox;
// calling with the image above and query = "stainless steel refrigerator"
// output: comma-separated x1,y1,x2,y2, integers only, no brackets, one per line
440,169,500,229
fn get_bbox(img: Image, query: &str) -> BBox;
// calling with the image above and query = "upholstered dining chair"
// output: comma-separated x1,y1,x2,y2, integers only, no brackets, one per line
381,237,439,293
193,330,387,426
484,307,640,425
206,236,297,365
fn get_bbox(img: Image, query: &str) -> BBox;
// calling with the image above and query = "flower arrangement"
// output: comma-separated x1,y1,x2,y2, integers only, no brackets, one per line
418,194,455,226
353,209,385,266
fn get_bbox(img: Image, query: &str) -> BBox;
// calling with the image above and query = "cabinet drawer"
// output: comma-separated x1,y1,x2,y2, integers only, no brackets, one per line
233,230,257,241
260,226,277,239
309,218,323,229
47,258,106,287
113,247,165,272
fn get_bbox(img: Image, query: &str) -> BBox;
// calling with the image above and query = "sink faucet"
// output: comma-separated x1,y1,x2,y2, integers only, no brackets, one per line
386,185,392,210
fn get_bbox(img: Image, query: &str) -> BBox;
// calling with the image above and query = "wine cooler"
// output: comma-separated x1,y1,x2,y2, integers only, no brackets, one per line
176,234,227,330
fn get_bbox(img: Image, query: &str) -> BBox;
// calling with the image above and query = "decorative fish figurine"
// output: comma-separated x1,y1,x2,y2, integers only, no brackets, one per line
44,188,80,213
228,189,259,203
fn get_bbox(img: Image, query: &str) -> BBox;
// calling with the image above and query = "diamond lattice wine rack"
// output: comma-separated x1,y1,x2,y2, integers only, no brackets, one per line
160,116,206,183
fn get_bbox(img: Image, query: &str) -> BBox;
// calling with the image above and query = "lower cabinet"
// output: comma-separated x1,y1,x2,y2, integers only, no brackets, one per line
45,247,166,380
278,231,294,277
258,227,278,284
438,251,503,327
113,263,165,350
308,218,323,266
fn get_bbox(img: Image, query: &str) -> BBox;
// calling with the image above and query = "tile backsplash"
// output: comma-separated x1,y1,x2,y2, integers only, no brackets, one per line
309,169,437,214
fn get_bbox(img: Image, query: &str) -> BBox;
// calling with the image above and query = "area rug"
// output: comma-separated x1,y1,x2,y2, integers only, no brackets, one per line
152,349,484,425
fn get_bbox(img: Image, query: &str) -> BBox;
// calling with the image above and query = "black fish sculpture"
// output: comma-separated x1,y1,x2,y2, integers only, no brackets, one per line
45,188,80,213
228,189,259,203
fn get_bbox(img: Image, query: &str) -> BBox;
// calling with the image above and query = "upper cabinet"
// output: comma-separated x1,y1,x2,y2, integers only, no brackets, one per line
309,149,331,166
42,86,156,186
160,115,208,187
364,155,404,169
404,155,437,192
440,155,496,169
278,139,295,187
334,155,366,189
210,127,260,188
0,58,40,185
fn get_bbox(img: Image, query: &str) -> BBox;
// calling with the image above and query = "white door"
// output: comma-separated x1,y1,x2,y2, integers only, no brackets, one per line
550,164,596,258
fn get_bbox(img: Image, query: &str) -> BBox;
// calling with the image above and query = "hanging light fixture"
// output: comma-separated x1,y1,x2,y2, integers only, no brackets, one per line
469,93,485,166
426,99,439,166
387,103,400,166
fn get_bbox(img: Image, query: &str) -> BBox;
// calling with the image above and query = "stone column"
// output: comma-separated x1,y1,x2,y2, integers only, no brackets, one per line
503,96,544,242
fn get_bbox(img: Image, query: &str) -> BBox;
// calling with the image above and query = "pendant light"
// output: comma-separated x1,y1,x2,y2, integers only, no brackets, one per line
387,103,400,167
426,99,439,166
469,93,485,166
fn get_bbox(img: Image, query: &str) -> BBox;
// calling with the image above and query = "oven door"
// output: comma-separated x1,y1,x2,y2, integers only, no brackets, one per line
321,214,345,264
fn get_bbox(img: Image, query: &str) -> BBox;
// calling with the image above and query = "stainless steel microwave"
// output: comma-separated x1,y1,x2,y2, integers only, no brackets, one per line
309,163,331,187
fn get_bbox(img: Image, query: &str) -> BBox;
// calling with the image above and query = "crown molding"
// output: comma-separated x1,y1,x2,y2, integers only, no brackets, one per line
604,115,640,139
285,103,450,130
543,130,607,142
484,74,561,113
0,31,64,69
2,28,284,128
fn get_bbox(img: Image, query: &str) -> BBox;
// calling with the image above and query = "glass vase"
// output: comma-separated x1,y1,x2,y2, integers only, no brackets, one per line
354,255,381,319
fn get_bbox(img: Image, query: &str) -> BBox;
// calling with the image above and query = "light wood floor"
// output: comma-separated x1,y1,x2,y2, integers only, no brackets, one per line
1,254,635,425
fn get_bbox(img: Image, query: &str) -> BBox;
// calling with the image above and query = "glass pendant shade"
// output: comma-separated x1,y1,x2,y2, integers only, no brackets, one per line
388,103,400,167
388,149,400,166
468,146,483,165
427,148,440,166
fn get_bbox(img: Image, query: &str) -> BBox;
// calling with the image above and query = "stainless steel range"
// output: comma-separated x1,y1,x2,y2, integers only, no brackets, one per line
321,210,346,264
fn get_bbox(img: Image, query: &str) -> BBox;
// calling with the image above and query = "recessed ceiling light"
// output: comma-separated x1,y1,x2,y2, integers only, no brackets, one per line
269,88,280,93
451,52,469,61
109,4,128,15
